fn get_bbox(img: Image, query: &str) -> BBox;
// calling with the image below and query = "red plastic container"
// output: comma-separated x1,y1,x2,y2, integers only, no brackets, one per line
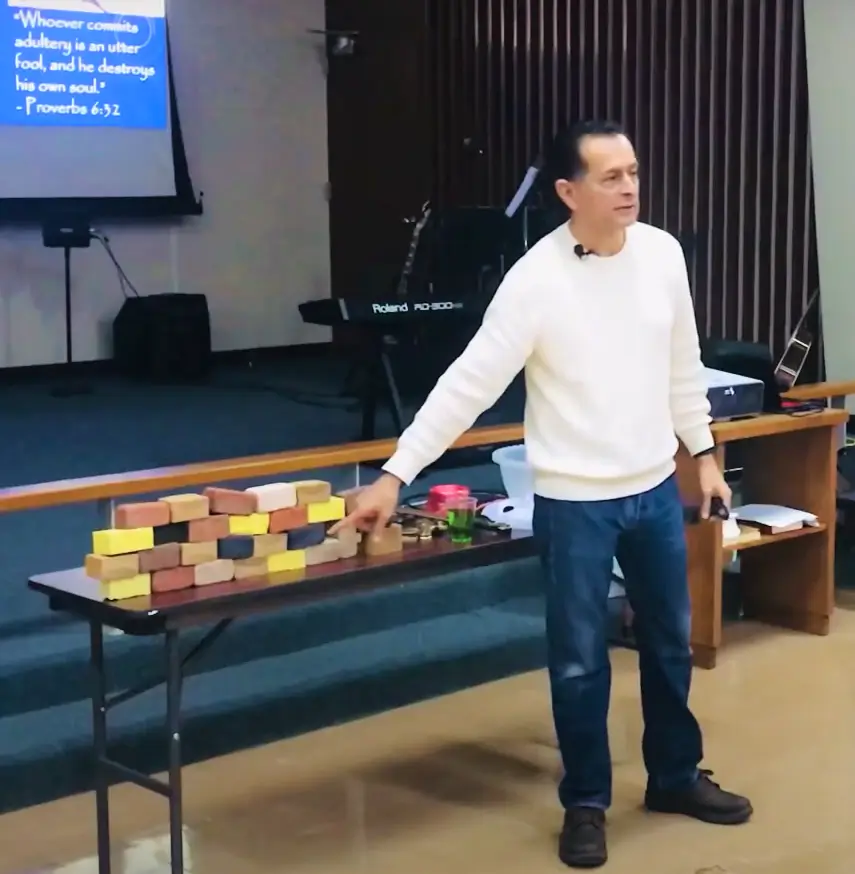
425,484,471,514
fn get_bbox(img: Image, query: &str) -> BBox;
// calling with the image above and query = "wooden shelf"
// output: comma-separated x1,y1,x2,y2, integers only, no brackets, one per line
682,412,842,669
722,523,827,554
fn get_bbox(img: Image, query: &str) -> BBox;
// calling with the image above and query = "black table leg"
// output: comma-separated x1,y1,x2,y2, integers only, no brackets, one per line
90,621,111,874
165,629,184,874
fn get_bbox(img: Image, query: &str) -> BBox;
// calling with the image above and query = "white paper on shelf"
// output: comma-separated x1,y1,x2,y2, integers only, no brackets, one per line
732,503,819,528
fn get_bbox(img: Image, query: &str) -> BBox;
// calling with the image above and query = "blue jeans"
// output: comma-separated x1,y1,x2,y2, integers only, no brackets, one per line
533,474,702,810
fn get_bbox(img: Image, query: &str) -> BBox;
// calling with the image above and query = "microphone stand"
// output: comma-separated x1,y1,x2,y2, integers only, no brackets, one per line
43,216,94,398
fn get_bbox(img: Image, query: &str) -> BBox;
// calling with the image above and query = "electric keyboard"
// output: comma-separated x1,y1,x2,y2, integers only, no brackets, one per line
299,296,475,328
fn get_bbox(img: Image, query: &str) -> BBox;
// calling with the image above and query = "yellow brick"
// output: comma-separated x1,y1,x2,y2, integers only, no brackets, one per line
306,496,346,524
267,550,306,574
229,513,270,536
92,527,154,556
99,573,151,601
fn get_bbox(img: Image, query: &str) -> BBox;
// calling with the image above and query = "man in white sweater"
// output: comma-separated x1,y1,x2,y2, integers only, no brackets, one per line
330,121,752,868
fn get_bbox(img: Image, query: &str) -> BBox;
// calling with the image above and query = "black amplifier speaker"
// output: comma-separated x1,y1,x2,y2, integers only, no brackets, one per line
112,293,212,382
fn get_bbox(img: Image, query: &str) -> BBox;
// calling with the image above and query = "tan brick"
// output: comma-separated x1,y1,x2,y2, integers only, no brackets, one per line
331,526,361,559
253,533,287,558
180,541,218,566
194,559,235,586
233,557,268,580
160,493,210,522
305,539,342,566
362,524,404,557
85,552,140,582
293,480,332,505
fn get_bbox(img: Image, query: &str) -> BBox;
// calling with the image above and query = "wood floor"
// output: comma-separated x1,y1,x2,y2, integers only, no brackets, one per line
4,597,855,874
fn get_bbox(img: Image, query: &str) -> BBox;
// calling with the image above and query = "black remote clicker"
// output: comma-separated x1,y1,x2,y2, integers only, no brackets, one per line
683,498,730,524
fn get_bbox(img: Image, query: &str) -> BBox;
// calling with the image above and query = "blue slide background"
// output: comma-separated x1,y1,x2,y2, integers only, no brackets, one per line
0,4,167,128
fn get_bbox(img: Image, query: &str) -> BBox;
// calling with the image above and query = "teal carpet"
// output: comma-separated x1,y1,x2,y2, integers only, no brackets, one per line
0,358,549,813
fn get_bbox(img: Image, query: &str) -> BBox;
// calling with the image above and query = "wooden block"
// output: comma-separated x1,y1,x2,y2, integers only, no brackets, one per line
152,565,195,593
85,552,140,582
180,541,218,566
228,513,270,536
307,496,346,524
114,501,171,529
92,527,154,556
253,533,287,558
305,539,342,566
99,573,151,601
245,483,297,512
267,550,306,573
138,543,181,573
362,524,404,556
160,493,210,523
204,486,258,515
234,556,269,580
154,521,189,546
332,526,361,559
218,535,254,561
288,523,326,549
194,559,236,587
269,505,308,534
188,514,230,542
293,480,332,505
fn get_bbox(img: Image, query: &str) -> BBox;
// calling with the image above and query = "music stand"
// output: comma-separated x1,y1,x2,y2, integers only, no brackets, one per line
42,213,93,397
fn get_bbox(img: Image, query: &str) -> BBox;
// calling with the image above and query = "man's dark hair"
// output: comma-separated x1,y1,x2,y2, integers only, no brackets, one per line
545,119,626,182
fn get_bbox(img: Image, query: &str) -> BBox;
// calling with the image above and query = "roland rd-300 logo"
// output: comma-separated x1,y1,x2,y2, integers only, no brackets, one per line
371,301,463,314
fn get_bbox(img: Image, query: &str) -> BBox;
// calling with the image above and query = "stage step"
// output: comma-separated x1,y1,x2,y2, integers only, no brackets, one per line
0,596,547,814
0,558,540,720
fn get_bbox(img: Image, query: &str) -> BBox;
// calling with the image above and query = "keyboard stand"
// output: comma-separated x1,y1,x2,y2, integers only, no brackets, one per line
359,334,405,440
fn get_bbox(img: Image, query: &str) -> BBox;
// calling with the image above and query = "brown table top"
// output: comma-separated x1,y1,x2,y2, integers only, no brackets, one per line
29,529,536,634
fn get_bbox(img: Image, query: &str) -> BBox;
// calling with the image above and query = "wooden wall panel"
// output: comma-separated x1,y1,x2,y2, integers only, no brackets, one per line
429,0,819,365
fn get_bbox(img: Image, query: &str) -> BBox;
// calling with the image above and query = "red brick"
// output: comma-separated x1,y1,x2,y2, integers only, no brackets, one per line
114,501,171,529
203,487,258,515
152,565,195,593
187,514,230,542
268,505,308,534
138,543,181,573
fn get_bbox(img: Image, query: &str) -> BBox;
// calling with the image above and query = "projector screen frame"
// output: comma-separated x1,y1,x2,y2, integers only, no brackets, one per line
0,12,202,225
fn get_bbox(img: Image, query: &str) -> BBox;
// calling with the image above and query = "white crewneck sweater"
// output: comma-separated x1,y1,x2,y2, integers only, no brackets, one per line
383,221,714,501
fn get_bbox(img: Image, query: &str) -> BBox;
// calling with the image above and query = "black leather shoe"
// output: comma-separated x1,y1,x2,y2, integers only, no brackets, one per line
645,770,753,824
558,806,607,868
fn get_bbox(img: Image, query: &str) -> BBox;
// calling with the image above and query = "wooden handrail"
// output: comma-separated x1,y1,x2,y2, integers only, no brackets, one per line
0,404,848,515
782,379,855,402
0,424,524,514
